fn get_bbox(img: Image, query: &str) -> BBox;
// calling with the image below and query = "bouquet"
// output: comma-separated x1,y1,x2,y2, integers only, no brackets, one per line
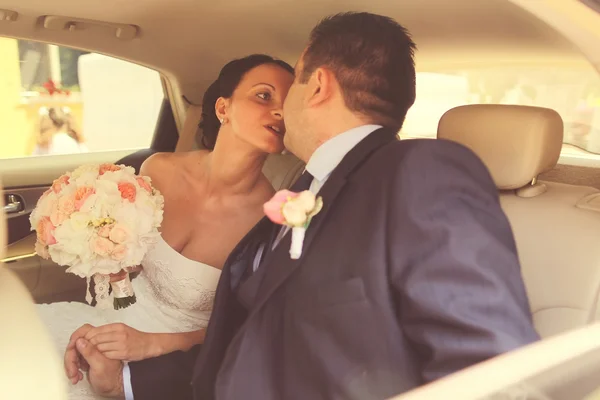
30,163,164,309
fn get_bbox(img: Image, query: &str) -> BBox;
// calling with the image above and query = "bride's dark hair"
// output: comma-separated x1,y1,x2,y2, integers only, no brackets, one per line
198,54,294,150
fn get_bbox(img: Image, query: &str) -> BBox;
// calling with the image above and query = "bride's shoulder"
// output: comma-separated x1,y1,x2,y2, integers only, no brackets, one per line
140,151,208,181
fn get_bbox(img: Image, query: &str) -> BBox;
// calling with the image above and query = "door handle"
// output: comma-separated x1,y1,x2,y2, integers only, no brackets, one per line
3,194,23,214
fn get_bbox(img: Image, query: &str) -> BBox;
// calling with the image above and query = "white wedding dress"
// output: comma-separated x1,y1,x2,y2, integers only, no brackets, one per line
36,236,222,399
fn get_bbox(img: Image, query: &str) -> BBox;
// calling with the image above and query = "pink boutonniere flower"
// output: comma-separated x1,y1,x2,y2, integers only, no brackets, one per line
263,190,323,259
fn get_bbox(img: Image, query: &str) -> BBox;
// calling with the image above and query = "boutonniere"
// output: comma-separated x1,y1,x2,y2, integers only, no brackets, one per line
263,190,323,259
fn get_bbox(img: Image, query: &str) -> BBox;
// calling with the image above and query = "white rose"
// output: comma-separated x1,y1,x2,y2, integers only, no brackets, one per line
282,202,309,226
121,165,136,175
293,191,316,212
112,202,138,228
53,223,94,263
48,245,78,267
95,180,120,199
71,164,99,179
100,169,136,185
281,191,320,227
74,171,99,187
68,212,93,231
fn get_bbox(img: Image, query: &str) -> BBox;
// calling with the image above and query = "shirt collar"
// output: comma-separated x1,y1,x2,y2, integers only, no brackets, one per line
305,125,382,182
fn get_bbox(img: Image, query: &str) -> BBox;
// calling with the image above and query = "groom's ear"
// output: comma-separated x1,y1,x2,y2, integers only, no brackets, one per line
306,67,334,108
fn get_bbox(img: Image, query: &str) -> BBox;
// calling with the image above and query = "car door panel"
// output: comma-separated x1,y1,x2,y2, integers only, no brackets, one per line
3,234,40,293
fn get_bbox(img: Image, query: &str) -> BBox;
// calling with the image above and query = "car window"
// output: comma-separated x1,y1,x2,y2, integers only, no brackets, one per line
402,63,600,159
0,38,163,159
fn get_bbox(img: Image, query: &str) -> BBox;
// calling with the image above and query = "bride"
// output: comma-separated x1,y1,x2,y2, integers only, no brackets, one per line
36,54,295,399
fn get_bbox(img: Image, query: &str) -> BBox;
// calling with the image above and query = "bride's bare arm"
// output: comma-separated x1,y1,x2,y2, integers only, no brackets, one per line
81,323,205,362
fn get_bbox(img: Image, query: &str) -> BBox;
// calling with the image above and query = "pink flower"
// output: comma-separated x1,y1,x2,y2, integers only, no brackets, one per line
74,187,95,210
263,190,299,224
97,224,113,238
136,177,152,193
91,236,115,257
50,195,75,226
99,164,121,175
35,241,50,260
108,223,130,244
36,216,56,246
51,175,70,194
111,244,128,261
118,182,137,203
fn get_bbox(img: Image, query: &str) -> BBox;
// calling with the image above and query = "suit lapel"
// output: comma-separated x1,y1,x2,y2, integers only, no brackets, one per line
251,127,398,312
227,217,274,288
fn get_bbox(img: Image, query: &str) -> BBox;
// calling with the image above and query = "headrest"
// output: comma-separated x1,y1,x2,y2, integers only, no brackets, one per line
437,105,563,190
175,105,203,152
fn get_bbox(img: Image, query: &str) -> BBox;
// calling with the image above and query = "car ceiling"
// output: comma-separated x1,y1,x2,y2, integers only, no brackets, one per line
0,0,590,105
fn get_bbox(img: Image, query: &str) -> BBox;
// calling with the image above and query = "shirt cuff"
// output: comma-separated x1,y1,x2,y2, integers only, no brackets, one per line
123,363,134,400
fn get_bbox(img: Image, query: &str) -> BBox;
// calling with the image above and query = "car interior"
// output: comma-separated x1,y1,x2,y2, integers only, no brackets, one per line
393,321,600,400
3,0,600,397
0,183,67,399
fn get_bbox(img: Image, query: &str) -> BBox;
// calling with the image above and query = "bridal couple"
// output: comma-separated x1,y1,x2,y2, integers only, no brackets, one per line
36,12,540,400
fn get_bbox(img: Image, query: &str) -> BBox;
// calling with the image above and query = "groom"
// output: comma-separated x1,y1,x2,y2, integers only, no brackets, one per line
66,12,539,399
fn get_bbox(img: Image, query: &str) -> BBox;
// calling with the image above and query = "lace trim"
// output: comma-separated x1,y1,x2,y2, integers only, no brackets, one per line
93,274,113,309
142,258,216,312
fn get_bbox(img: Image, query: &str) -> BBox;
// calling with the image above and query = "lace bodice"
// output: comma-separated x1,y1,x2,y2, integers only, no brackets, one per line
131,235,222,330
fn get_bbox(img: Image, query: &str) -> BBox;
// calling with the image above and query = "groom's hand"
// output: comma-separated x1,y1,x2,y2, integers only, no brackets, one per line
74,338,125,399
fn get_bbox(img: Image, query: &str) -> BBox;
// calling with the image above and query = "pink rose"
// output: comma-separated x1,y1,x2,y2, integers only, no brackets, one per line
97,224,113,238
35,241,50,260
36,216,56,246
118,182,137,203
99,163,121,175
50,195,76,226
108,223,130,244
74,187,95,211
91,236,115,257
51,175,70,194
98,164,121,175
111,244,128,261
136,177,152,193
263,190,299,224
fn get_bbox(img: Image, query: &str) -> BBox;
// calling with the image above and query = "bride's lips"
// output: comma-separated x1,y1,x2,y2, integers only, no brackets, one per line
265,124,285,137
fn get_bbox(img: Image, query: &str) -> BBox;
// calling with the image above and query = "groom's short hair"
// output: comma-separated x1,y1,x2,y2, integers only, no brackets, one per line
300,12,416,131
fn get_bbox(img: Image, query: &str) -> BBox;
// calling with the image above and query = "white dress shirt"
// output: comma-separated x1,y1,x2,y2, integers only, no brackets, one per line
123,124,382,400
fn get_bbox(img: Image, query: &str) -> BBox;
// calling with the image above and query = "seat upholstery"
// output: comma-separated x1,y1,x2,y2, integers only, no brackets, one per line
392,322,600,400
438,104,600,338
0,180,67,399
176,104,304,190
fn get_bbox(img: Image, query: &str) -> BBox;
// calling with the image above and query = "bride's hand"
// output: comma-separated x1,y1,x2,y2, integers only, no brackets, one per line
84,323,157,362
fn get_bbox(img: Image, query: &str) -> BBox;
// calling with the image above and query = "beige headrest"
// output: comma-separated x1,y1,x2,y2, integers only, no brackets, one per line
175,104,203,152
437,105,563,190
